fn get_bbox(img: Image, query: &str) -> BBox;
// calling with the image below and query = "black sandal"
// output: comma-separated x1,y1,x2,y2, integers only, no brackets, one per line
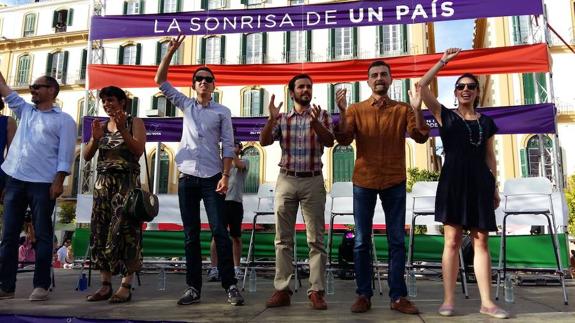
109,283,132,304
86,281,112,302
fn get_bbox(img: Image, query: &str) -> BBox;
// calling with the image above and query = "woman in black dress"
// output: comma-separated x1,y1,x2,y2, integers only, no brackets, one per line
415,48,508,319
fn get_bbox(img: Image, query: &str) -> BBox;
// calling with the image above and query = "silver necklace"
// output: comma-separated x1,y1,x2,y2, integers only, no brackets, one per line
455,109,483,147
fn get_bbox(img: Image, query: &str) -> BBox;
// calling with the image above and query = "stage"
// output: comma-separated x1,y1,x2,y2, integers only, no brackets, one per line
0,269,573,322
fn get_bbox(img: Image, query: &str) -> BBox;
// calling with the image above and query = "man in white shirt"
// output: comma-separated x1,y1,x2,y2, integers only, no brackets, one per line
0,72,76,302
155,35,243,307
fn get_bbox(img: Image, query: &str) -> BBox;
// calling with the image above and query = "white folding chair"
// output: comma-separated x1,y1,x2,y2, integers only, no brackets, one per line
242,182,274,290
241,182,301,292
407,181,468,298
328,182,383,295
495,177,568,305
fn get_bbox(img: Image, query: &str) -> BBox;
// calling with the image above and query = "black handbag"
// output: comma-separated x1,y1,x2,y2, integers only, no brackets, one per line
123,121,159,222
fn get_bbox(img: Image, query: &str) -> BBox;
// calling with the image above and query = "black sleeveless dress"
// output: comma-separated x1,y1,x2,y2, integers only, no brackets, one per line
434,105,499,231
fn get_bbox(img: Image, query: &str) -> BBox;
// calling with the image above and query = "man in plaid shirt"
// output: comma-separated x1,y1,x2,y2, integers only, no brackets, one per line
260,74,334,310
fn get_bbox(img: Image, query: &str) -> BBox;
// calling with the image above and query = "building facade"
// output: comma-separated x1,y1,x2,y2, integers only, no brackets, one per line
0,0,434,197
473,0,575,187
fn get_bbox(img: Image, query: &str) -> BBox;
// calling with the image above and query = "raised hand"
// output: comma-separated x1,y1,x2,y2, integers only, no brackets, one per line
168,34,185,56
268,94,283,121
112,110,128,133
310,104,322,122
408,82,422,111
91,119,104,141
335,88,348,113
442,47,461,63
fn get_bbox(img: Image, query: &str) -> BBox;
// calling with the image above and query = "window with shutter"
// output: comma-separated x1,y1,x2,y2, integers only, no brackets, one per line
158,41,179,65
388,79,404,102
150,148,170,194
205,36,222,64
16,55,31,87
161,0,179,13
48,51,66,83
125,0,143,15
241,88,263,117
512,15,531,45
53,9,68,32
207,0,226,9
377,24,403,56
245,33,264,64
522,73,536,105
242,147,260,193
287,30,308,63
333,27,354,60
332,145,355,183
23,13,36,37
526,135,553,181
121,44,138,65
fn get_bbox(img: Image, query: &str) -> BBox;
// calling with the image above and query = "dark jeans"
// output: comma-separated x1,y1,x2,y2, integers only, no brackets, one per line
178,173,237,292
0,177,55,292
353,181,407,300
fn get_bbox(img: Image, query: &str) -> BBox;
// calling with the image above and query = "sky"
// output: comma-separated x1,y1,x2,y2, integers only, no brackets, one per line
0,0,32,5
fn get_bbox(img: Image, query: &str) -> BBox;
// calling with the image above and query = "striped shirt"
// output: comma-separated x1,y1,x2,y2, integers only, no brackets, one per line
273,108,333,172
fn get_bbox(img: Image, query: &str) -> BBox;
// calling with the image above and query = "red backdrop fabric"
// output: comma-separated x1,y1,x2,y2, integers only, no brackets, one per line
88,44,549,89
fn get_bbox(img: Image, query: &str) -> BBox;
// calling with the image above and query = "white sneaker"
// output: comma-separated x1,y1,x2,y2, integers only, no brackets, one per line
29,288,49,301
234,267,243,280
207,267,220,282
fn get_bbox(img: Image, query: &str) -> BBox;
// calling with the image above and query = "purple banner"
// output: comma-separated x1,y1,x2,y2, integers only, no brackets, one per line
90,0,543,40
82,104,555,143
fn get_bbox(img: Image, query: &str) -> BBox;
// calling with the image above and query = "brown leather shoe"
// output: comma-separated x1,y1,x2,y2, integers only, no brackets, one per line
308,291,327,310
265,290,291,308
350,295,371,313
390,297,419,314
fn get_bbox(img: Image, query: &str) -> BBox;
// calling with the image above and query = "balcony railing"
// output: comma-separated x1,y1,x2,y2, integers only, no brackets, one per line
7,69,86,88
556,99,575,115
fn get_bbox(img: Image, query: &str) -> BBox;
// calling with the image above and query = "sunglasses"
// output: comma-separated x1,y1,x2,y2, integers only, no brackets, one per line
455,83,478,91
29,84,51,90
194,76,214,83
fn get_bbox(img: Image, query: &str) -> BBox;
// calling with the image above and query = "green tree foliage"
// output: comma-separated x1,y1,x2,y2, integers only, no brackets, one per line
58,201,76,224
406,167,440,193
565,174,575,235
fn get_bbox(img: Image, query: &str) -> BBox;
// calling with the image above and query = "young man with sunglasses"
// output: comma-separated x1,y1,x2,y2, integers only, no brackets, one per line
154,35,243,307
335,61,429,314
0,72,76,301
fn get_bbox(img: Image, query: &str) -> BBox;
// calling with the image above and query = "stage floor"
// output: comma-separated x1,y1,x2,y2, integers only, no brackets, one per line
0,269,573,322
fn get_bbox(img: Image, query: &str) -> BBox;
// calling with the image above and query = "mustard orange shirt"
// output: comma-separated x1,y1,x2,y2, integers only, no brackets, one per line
335,96,430,190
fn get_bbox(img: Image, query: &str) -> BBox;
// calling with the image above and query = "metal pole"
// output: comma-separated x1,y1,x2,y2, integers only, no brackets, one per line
539,2,567,238
153,142,161,194
78,0,96,195
539,5,563,190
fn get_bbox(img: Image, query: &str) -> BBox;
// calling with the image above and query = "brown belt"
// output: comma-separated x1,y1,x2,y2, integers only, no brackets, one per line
280,169,322,178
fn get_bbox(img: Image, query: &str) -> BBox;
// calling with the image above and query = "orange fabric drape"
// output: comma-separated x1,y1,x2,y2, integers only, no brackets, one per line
88,44,549,89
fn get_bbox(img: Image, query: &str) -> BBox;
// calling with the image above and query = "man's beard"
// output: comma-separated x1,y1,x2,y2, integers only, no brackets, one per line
293,94,311,106
31,97,40,104
373,83,389,96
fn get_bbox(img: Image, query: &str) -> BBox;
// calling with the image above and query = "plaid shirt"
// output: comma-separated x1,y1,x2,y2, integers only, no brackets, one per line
273,108,333,172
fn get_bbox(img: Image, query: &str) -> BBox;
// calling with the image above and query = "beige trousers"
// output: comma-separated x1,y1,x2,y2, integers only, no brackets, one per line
273,173,327,294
